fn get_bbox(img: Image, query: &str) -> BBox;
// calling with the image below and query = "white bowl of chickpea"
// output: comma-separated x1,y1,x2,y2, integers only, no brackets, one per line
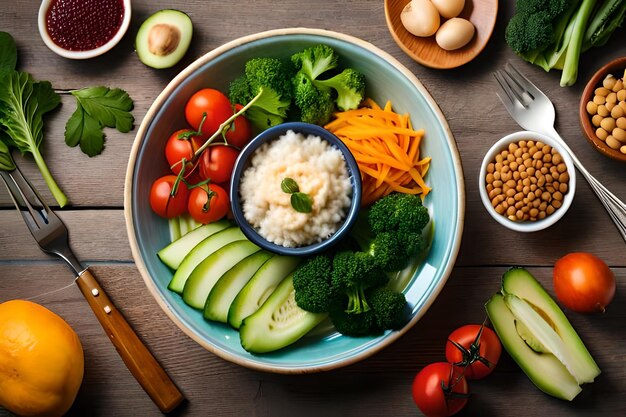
580,57,626,163
479,131,576,232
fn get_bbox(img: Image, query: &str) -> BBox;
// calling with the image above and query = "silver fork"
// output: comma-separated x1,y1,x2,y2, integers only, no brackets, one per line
0,165,184,413
494,64,626,242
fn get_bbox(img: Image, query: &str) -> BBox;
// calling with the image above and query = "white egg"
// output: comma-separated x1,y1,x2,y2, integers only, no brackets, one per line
435,18,475,51
431,0,465,19
400,0,440,38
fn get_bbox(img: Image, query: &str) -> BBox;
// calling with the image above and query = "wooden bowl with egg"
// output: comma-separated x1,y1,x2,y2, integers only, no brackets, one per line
384,0,498,69
579,57,626,163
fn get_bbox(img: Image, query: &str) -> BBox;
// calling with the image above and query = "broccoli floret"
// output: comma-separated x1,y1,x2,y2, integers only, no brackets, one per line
505,12,554,55
331,251,388,314
328,297,381,337
292,255,334,313
367,287,408,330
292,71,335,125
290,44,366,124
368,193,430,235
314,68,366,112
228,57,292,130
291,44,338,80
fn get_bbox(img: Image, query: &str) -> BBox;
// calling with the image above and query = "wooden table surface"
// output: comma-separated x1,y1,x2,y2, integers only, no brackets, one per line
1,1,625,416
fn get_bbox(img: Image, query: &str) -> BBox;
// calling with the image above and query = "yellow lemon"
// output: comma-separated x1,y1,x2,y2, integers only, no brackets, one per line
0,300,84,417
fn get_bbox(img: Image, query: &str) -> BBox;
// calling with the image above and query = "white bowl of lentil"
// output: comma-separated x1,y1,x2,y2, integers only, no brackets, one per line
479,131,576,232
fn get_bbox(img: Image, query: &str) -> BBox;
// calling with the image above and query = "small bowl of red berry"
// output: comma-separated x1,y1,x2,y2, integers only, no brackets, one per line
38,0,131,59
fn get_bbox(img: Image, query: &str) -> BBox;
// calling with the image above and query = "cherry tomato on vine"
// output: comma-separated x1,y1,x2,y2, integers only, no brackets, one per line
165,129,198,175
412,362,469,417
198,145,239,184
185,88,232,140
187,183,229,224
445,324,502,380
225,104,253,148
553,252,615,313
149,175,189,218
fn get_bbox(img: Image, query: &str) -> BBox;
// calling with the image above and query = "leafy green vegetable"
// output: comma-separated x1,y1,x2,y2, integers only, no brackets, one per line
506,0,626,86
65,86,134,156
281,177,300,193
0,138,16,171
291,192,313,213
0,71,66,206
0,31,17,80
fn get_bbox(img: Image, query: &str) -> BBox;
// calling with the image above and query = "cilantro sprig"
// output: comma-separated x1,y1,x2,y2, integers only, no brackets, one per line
65,86,134,157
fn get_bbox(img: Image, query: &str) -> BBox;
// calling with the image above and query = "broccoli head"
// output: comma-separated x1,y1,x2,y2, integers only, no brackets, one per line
505,12,554,54
331,251,388,314
228,57,293,130
368,193,430,235
367,287,408,330
314,68,366,112
292,255,334,313
292,71,335,125
328,297,382,337
291,44,338,80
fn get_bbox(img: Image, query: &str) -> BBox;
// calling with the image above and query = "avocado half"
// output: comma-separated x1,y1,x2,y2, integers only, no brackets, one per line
135,9,193,69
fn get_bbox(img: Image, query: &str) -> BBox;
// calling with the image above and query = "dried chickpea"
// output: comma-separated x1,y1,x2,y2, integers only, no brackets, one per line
617,117,626,130
586,101,598,115
601,117,616,132
596,87,610,97
596,127,608,141
621,145,626,154
606,135,621,149
603,74,617,89
613,128,626,142
611,105,624,119
617,89,626,102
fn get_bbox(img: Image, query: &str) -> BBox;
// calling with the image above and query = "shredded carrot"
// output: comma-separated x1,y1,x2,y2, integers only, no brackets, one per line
325,99,431,206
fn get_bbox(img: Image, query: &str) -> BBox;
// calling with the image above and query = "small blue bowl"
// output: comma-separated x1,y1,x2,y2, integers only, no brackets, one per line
230,122,362,256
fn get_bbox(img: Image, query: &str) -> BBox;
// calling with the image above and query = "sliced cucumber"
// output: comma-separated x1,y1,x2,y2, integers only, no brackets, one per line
168,217,181,242
168,226,245,293
204,251,273,323
239,274,327,353
228,255,300,329
158,220,230,270
183,240,260,309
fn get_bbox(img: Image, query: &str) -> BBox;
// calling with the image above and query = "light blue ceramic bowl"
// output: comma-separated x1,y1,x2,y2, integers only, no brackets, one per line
124,28,465,373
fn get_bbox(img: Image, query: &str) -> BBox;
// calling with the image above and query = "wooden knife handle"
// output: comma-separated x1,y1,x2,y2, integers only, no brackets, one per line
76,267,185,413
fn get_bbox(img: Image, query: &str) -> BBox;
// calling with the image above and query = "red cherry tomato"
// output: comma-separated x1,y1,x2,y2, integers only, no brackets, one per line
445,324,502,380
412,362,469,417
164,129,198,175
185,88,233,140
198,145,239,184
187,183,230,224
553,252,616,313
149,175,189,218
225,104,253,148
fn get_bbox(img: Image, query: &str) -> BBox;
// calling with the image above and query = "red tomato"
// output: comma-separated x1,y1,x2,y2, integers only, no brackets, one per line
225,104,253,148
164,129,198,175
149,175,189,218
198,145,239,184
412,362,469,417
445,324,502,380
187,183,229,224
185,88,232,140
553,252,616,313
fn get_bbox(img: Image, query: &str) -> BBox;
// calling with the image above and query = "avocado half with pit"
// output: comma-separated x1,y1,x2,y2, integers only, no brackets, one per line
136,9,193,69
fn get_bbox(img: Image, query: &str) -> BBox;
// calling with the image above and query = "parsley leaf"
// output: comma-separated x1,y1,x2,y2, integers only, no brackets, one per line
64,86,134,156
65,105,105,157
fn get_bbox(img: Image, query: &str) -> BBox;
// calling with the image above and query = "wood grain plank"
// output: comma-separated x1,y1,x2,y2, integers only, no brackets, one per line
1,264,624,416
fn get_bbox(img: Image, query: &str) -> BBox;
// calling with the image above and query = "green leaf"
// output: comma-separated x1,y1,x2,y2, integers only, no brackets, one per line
65,104,105,156
0,71,67,206
0,137,16,171
0,32,17,80
291,192,313,213
281,177,300,193
71,86,134,132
